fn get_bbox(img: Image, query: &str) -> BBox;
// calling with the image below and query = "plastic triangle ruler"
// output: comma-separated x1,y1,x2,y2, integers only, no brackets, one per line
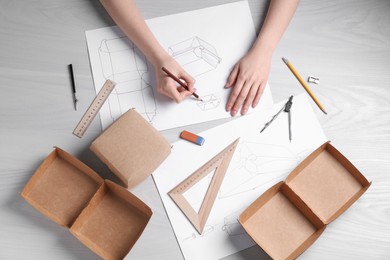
169,138,240,234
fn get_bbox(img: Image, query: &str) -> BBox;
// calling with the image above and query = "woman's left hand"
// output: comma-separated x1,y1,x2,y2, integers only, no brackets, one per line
225,48,271,116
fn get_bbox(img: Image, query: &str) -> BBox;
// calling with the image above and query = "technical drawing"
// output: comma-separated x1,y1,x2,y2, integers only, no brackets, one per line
221,208,248,237
168,36,222,77
168,37,223,111
98,37,157,123
182,207,250,241
182,224,218,242
197,94,221,111
219,141,302,199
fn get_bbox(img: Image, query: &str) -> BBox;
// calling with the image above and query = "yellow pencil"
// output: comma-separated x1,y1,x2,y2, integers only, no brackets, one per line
282,57,327,115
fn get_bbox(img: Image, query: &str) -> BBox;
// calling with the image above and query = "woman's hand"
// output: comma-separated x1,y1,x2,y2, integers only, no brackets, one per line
225,48,271,116
154,56,196,103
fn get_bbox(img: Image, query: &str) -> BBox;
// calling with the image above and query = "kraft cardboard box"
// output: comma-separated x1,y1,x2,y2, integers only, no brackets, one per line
90,108,171,189
239,142,371,260
21,147,152,260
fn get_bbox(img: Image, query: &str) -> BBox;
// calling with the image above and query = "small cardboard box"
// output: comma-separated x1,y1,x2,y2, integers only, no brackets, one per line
239,142,371,260
21,147,152,260
90,108,171,188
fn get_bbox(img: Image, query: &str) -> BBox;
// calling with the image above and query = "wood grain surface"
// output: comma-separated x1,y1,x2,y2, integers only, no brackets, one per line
0,0,389,259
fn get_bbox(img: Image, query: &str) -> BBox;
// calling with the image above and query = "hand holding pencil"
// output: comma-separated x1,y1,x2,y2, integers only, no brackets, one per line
155,59,197,103
162,67,201,101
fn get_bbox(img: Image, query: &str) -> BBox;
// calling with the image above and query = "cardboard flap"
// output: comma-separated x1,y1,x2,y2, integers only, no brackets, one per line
70,180,152,260
90,108,171,188
286,142,371,224
20,147,103,227
239,182,325,260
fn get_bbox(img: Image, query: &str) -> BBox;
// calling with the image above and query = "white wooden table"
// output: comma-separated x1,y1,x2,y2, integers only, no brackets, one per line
0,0,389,259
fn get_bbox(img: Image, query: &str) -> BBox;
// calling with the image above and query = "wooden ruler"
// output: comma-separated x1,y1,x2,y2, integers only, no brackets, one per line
169,138,240,234
73,80,116,138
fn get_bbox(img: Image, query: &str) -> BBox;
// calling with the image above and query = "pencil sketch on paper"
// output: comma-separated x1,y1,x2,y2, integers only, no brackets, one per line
182,224,218,242
221,208,248,237
197,94,221,111
169,36,223,111
97,35,224,123
181,207,250,242
98,37,157,123
168,36,222,77
219,142,303,199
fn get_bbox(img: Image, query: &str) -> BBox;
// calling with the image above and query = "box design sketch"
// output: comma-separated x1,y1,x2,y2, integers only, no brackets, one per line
219,142,302,199
221,208,248,237
196,94,221,111
99,37,157,123
168,36,222,77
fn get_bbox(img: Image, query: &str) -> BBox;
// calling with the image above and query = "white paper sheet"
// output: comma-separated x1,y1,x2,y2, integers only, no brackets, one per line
85,1,273,130
152,94,328,260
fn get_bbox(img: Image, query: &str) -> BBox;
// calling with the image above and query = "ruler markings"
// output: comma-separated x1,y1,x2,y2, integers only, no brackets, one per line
72,79,116,138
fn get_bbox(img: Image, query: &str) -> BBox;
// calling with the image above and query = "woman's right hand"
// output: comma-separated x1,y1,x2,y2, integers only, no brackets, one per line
154,56,196,103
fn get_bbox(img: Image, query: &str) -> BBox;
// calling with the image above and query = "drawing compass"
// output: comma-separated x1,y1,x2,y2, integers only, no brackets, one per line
260,95,294,141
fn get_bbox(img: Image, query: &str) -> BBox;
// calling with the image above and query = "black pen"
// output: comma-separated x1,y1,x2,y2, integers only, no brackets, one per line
68,64,78,110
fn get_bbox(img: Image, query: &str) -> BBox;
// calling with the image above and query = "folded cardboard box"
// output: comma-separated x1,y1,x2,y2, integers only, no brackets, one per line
239,142,371,260
21,147,152,260
90,108,171,188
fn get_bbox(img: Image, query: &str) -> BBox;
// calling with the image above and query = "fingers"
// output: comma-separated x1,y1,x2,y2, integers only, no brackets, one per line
169,69,195,102
226,73,245,113
172,88,197,103
158,68,196,103
252,82,266,108
165,82,197,103
241,82,259,114
178,70,195,91
228,78,253,116
225,64,239,88
241,81,266,114
176,86,186,92
227,80,266,116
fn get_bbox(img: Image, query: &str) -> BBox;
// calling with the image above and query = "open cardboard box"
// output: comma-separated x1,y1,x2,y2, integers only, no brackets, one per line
21,147,152,260
239,142,371,260
90,108,171,189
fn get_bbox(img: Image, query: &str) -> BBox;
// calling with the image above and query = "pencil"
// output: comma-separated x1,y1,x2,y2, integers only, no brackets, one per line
282,57,327,115
161,67,201,100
